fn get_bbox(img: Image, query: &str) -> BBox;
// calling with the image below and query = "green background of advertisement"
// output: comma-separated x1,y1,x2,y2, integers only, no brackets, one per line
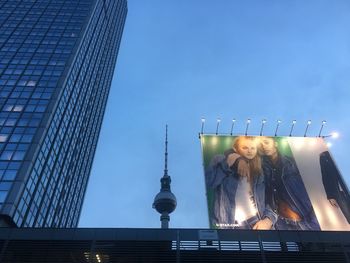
201,135,294,228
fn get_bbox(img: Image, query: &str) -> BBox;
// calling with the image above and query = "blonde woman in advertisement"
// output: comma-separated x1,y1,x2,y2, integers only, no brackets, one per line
205,136,277,229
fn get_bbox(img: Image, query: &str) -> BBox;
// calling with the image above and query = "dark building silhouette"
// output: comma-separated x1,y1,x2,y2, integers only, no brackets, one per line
1,228,350,263
0,0,127,227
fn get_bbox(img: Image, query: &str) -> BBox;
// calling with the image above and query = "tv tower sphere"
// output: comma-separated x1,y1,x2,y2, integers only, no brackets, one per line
152,125,177,228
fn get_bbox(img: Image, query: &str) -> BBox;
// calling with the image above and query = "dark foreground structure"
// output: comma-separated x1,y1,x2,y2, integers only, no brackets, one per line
0,228,350,262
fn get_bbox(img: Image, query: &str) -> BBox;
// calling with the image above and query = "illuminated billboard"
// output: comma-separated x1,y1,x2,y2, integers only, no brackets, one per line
201,135,350,231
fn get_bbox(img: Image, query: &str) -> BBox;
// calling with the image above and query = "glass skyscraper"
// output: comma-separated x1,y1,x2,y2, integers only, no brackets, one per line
0,0,127,227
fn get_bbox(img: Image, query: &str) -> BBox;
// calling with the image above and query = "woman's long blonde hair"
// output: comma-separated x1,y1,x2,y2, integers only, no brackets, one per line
233,136,262,180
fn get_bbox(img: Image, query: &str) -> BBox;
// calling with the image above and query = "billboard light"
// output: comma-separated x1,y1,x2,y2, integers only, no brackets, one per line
245,118,251,135
322,131,339,139
304,120,312,137
331,132,339,139
198,119,337,138
215,118,221,135
230,119,236,135
260,119,267,136
200,117,206,136
289,120,296,136
318,120,326,137
275,119,281,136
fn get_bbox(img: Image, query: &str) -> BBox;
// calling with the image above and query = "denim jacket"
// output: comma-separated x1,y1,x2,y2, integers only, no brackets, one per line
205,154,277,228
262,154,320,230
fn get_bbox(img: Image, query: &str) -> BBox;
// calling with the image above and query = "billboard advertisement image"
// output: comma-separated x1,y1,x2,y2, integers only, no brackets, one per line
201,135,350,231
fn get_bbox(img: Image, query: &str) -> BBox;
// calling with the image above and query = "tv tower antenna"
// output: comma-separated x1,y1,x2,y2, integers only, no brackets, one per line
152,125,177,228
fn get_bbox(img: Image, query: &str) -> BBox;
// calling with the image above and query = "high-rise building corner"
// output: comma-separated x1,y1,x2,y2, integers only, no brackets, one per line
0,0,128,227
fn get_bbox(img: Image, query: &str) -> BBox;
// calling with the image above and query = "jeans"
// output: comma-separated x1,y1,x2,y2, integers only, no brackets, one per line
275,217,308,230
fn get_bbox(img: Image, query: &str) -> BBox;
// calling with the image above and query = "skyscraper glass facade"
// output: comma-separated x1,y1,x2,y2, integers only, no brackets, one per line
0,0,127,227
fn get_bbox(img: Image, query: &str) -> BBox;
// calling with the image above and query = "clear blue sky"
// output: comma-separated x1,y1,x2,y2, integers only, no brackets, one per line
79,0,350,228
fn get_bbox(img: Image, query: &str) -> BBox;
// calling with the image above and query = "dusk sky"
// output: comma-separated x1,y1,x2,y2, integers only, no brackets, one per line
79,0,350,228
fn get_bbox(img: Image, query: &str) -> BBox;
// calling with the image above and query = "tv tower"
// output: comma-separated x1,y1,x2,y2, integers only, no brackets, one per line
152,125,177,229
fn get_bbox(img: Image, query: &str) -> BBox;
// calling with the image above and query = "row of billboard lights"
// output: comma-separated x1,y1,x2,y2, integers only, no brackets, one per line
200,118,339,139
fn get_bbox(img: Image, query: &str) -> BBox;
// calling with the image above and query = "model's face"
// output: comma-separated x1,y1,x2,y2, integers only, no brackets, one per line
260,138,277,156
237,139,257,160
